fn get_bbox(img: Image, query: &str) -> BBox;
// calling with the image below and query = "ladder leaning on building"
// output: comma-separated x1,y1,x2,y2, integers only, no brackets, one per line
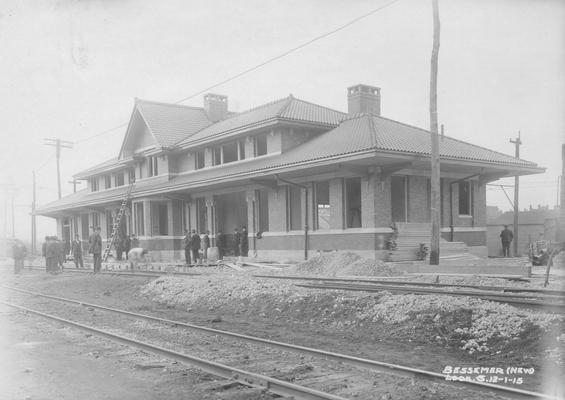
102,181,135,262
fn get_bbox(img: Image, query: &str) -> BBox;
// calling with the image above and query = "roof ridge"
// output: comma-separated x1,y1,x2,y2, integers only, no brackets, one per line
370,114,537,165
284,96,347,117
135,98,205,111
227,95,291,117
277,95,294,116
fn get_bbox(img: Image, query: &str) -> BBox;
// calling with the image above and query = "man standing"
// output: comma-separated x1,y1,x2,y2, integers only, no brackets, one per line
12,240,26,274
115,232,123,261
240,226,249,257
57,238,66,271
71,234,84,269
190,229,200,266
183,229,191,266
89,227,102,272
216,230,225,261
46,236,58,274
124,234,132,260
201,231,210,264
42,236,48,272
233,228,241,258
500,225,514,257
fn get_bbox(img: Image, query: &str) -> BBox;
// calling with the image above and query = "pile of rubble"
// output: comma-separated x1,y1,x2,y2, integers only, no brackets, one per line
140,274,564,362
287,251,405,277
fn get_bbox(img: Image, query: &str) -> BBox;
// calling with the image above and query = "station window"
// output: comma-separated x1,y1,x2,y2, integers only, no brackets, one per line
81,214,90,239
150,202,168,236
134,203,144,236
315,181,330,230
257,189,269,233
105,210,114,236
345,177,362,228
254,135,267,157
195,150,205,170
91,212,100,230
213,147,222,166
287,186,302,230
459,181,473,216
196,198,207,233
223,142,238,164
104,175,112,189
128,168,136,184
147,156,158,177
114,172,124,187
91,178,99,192
238,141,246,160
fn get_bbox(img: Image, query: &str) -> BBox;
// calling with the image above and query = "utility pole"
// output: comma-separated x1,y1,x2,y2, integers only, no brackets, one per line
68,179,83,193
32,171,37,255
429,0,441,265
11,196,15,238
510,132,522,257
44,138,73,199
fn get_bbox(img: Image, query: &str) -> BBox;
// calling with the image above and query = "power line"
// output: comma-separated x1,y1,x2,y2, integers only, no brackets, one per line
73,0,401,145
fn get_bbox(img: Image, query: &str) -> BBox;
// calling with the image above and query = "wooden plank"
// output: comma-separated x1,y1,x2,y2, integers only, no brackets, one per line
220,262,245,271
242,261,283,271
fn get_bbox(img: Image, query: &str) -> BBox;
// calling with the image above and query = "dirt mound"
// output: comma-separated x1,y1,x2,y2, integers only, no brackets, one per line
340,258,406,277
290,251,361,275
288,252,405,277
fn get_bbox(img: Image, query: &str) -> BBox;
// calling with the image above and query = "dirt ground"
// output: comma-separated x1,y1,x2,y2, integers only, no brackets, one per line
1,257,564,399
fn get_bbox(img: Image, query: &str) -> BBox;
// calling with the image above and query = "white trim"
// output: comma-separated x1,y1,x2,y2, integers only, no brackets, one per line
440,226,486,232
458,215,473,218
176,152,281,177
133,145,156,155
262,227,393,237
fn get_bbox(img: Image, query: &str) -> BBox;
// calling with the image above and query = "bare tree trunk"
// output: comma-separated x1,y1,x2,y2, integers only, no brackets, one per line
430,0,441,265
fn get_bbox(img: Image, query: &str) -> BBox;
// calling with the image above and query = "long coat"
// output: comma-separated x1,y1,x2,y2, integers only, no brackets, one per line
240,230,249,256
88,232,102,254
233,231,241,256
71,239,82,256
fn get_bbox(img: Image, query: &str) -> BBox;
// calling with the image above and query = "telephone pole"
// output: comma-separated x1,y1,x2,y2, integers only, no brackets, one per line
510,132,522,257
429,0,441,265
31,171,37,255
44,138,73,199
68,179,83,193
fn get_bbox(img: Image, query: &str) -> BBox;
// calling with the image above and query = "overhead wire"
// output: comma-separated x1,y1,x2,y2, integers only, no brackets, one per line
72,0,401,145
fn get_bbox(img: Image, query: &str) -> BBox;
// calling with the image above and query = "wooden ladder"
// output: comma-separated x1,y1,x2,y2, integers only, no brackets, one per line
102,181,135,262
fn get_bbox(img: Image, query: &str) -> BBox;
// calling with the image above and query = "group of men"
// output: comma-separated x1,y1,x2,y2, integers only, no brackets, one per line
183,226,248,266
113,233,138,261
12,240,27,274
41,236,67,274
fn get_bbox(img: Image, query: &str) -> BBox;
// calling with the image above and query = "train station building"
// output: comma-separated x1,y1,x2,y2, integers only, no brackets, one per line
36,84,544,262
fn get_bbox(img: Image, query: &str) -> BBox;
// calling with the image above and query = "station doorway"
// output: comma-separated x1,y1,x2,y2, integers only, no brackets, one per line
215,192,248,256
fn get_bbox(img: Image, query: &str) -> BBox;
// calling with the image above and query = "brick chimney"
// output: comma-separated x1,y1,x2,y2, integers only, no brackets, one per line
204,93,228,122
347,84,380,116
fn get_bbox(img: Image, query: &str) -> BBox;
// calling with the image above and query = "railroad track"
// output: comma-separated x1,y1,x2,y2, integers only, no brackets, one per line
253,274,565,296
5,265,202,278
3,286,558,400
254,275,565,313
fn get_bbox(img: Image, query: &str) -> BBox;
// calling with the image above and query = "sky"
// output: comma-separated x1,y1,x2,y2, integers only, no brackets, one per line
0,0,564,243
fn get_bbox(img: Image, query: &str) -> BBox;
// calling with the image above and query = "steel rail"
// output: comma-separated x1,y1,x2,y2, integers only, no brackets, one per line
295,283,565,312
2,301,347,400
8,266,202,278
4,286,555,400
253,274,565,296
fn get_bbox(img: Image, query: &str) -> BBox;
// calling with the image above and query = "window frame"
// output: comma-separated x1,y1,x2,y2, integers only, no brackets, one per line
314,181,331,230
195,150,205,170
344,177,362,228
254,135,267,157
458,180,473,216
